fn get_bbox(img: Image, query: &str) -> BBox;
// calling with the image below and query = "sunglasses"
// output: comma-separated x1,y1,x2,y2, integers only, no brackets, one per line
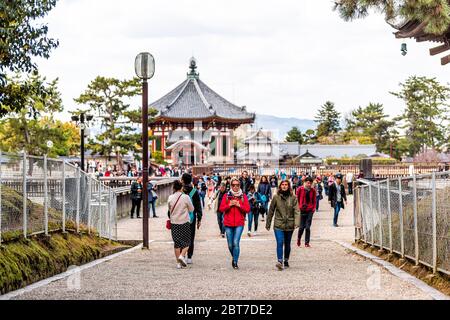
231,183,240,187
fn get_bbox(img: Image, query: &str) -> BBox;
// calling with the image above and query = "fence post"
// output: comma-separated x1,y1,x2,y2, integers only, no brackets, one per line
23,151,27,238
62,161,66,233
76,167,81,233
44,154,48,236
368,184,374,245
412,174,419,265
108,188,112,240
0,150,2,244
398,177,405,257
377,181,383,250
99,181,103,237
431,172,437,273
87,177,91,234
360,186,366,242
387,178,393,253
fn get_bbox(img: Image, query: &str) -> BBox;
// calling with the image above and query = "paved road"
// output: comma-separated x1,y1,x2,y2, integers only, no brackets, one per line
15,194,432,300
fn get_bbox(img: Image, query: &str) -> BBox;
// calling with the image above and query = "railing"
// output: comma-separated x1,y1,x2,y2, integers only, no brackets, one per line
0,151,117,243
112,178,177,219
353,171,450,275
194,164,444,178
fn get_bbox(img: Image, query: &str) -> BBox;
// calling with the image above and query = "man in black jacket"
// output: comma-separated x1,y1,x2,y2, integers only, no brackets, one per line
130,177,143,218
181,173,203,264
328,173,347,227
239,170,253,194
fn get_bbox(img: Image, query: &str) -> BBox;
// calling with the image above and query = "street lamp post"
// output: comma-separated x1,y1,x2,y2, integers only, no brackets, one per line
71,112,93,171
135,52,155,249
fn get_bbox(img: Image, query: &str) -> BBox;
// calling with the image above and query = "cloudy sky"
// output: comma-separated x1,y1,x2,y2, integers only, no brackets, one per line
37,0,449,121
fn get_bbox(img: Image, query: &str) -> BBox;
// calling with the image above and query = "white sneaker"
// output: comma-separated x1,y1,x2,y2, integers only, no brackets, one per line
178,255,187,267
176,263,182,269
247,231,252,237
253,231,257,236
186,258,193,265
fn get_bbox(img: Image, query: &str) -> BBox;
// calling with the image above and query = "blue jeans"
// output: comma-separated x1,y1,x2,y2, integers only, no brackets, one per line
248,209,259,232
148,200,156,216
225,226,244,263
316,196,320,211
274,229,294,262
199,192,206,208
333,201,343,225
217,212,225,234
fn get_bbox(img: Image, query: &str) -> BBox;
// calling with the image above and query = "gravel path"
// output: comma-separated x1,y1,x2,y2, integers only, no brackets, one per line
14,195,432,300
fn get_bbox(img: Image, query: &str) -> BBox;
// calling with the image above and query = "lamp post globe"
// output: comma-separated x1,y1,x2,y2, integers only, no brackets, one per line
135,52,155,80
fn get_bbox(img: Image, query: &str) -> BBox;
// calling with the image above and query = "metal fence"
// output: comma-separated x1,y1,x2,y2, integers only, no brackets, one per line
354,171,450,275
0,151,117,243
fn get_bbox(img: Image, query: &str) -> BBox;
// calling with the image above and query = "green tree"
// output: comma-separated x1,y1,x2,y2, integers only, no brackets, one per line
344,103,395,152
285,126,304,144
303,129,317,144
0,0,59,117
315,101,341,140
391,76,450,157
0,73,79,157
334,0,450,35
74,76,156,169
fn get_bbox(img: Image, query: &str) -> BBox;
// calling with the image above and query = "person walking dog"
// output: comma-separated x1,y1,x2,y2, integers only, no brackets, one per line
167,180,194,269
328,173,347,227
219,177,251,270
266,180,300,271
296,177,317,248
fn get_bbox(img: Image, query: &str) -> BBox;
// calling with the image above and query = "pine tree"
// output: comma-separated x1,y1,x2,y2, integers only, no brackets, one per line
315,101,341,140
334,0,450,35
285,127,304,144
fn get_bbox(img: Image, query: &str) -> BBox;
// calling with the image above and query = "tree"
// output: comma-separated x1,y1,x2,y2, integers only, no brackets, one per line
391,76,450,157
303,129,317,144
334,0,450,35
0,73,80,157
74,76,156,170
315,101,341,140
285,126,304,144
344,103,395,152
0,0,59,117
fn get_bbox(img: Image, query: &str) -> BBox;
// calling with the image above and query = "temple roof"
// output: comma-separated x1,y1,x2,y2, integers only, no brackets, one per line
392,18,450,65
150,58,255,123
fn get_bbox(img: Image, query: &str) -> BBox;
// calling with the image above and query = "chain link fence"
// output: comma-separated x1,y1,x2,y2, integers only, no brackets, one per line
0,151,117,243
354,171,450,275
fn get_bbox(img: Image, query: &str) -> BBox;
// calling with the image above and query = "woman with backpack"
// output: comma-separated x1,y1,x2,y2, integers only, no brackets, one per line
266,180,300,271
219,177,251,270
167,180,194,269
257,175,272,222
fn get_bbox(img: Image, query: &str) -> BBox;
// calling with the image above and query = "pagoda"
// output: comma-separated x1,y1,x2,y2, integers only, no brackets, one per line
149,57,255,166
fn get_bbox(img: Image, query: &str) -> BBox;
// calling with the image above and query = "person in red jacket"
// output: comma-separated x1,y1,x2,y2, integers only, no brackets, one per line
219,177,251,269
296,176,317,248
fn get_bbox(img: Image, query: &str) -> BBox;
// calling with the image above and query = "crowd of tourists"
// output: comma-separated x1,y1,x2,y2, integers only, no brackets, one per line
130,168,362,270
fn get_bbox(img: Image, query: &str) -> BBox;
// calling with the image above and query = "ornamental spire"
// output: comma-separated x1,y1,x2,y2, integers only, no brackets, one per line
187,56,199,79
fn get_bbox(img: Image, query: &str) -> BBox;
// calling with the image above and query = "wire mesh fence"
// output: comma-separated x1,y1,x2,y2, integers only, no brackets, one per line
354,171,450,275
0,151,117,243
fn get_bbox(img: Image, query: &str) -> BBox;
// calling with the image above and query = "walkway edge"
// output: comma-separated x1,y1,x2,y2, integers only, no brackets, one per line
334,240,450,301
0,242,146,301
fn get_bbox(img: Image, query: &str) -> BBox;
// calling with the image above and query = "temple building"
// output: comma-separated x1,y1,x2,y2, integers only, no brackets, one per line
149,58,255,166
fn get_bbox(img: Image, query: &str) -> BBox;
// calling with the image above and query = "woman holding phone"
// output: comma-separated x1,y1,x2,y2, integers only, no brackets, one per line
219,177,251,269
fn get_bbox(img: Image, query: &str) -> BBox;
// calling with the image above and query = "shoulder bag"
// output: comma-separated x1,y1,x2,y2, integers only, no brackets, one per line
166,194,182,230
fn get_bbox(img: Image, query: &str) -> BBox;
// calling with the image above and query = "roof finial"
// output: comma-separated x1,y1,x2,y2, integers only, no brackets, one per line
187,57,199,79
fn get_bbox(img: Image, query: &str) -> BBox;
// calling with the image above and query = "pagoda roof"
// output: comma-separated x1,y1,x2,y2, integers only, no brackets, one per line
392,17,450,65
150,58,255,123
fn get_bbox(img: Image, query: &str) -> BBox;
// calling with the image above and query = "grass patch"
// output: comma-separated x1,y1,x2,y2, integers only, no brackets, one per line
0,232,130,295
354,240,450,296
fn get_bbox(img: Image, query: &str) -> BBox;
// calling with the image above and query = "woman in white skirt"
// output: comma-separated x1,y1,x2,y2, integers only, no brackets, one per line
168,180,194,269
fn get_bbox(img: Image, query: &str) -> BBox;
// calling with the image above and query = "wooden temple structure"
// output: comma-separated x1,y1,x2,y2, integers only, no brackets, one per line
149,58,255,166
394,18,450,65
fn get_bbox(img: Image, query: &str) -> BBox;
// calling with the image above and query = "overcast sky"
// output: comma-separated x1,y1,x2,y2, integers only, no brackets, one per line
37,0,449,122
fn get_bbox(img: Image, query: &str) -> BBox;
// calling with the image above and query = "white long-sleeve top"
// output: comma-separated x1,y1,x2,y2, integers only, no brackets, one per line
168,191,194,224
